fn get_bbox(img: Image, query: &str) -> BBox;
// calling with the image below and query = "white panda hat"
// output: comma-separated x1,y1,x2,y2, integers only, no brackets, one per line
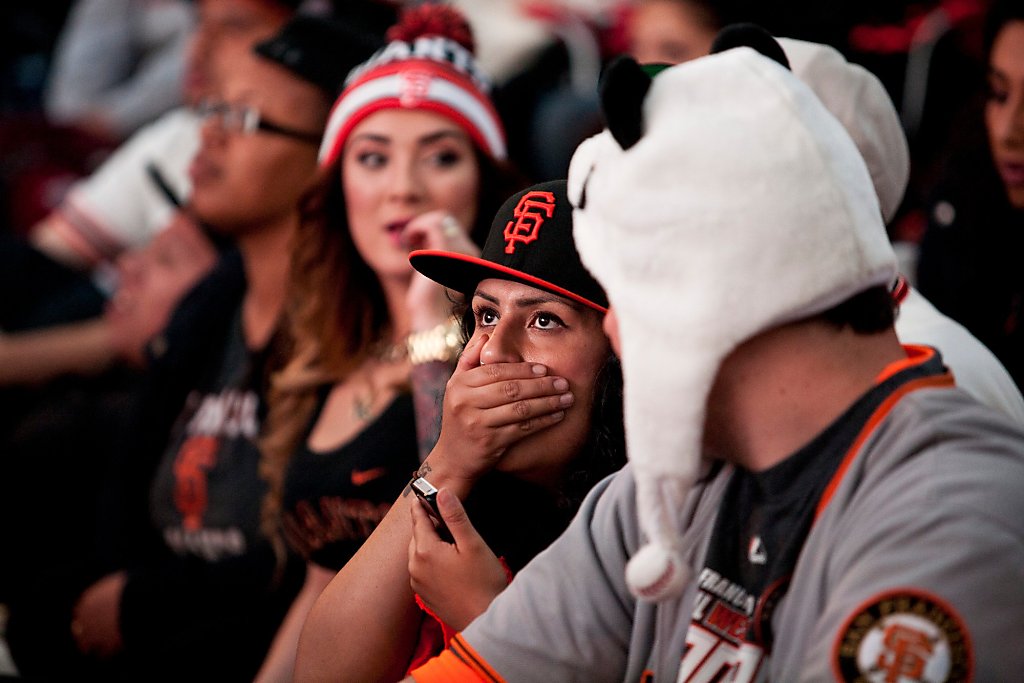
567,27,898,601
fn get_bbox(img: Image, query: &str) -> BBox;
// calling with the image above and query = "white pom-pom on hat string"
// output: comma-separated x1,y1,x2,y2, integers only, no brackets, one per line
627,472,694,602
626,542,690,601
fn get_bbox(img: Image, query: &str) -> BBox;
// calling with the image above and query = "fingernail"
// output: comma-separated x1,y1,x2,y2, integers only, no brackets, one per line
559,392,574,407
553,378,569,391
552,410,565,420
437,488,453,507
532,364,547,375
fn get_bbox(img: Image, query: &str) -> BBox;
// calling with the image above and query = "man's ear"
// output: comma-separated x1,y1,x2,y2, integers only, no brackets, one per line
603,306,621,358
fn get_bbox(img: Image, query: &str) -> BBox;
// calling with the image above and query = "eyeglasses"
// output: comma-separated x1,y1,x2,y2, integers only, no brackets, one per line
197,99,321,145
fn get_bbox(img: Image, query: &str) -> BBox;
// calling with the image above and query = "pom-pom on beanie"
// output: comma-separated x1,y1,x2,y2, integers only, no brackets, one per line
567,33,897,602
318,3,506,166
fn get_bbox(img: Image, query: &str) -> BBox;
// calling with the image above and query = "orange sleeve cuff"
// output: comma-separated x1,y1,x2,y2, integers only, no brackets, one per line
409,634,505,683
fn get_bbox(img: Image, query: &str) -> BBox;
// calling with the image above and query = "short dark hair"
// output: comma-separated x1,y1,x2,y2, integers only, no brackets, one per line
820,285,896,334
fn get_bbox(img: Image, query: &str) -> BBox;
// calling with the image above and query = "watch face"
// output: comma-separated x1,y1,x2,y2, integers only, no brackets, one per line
411,476,439,498
410,476,453,543
408,318,464,365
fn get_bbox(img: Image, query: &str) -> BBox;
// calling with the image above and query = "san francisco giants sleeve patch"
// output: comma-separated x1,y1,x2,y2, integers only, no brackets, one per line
831,588,973,682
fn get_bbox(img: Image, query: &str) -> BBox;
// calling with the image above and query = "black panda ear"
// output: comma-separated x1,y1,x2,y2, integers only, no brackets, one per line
599,56,653,150
710,23,790,70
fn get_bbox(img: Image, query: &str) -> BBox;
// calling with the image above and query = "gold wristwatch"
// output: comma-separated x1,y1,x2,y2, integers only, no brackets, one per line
406,317,462,365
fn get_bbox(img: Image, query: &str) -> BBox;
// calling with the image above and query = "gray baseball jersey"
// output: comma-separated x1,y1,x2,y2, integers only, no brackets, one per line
412,371,1024,682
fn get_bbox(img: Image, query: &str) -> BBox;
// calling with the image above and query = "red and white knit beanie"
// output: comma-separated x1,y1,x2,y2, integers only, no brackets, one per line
318,4,506,167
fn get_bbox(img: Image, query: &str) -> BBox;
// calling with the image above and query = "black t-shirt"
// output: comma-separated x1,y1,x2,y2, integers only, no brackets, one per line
150,306,270,560
282,390,419,570
119,303,302,682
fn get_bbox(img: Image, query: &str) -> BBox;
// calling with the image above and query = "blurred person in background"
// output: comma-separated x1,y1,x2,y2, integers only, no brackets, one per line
3,15,342,680
0,0,304,636
44,0,196,144
0,0,302,336
626,0,721,65
0,212,217,386
916,0,1024,392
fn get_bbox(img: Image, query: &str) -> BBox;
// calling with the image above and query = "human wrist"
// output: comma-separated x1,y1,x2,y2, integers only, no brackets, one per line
410,456,475,500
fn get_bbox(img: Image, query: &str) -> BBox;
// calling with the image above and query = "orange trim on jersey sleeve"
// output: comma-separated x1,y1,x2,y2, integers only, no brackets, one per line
410,635,506,683
873,344,934,385
814,372,954,521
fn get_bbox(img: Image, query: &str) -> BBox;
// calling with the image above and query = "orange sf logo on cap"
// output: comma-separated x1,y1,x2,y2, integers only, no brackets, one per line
503,191,555,254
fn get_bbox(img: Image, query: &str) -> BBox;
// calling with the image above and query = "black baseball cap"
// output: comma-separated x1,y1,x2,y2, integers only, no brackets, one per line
410,179,608,313
254,14,385,98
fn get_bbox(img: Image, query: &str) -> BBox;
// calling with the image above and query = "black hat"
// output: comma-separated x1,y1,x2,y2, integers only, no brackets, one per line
330,0,399,38
254,14,385,98
410,180,608,312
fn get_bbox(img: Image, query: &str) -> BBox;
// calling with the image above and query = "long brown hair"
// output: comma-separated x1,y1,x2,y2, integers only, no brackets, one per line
258,148,524,570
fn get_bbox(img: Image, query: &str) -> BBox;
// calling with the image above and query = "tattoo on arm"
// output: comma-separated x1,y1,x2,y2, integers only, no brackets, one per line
403,463,434,497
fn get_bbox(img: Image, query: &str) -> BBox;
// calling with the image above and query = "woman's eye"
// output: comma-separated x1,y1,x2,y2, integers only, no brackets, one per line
428,149,462,168
987,81,1009,105
533,313,563,330
475,308,498,327
357,151,387,168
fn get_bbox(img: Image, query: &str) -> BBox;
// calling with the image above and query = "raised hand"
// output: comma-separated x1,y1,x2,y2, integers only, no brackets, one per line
408,488,509,631
403,211,480,331
426,332,574,484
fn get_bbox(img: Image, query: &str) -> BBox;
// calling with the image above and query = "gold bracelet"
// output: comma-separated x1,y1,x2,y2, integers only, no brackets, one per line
406,317,463,365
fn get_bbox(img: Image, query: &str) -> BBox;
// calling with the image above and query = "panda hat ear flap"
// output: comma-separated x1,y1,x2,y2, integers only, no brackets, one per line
710,23,791,70
599,56,659,150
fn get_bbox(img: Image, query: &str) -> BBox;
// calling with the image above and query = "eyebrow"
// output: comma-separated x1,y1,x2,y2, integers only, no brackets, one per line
348,129,469,147
474,288,583,311
418,130,467,146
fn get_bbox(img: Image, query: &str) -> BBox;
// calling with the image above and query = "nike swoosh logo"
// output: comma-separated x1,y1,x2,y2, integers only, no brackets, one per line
351,467,388,486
